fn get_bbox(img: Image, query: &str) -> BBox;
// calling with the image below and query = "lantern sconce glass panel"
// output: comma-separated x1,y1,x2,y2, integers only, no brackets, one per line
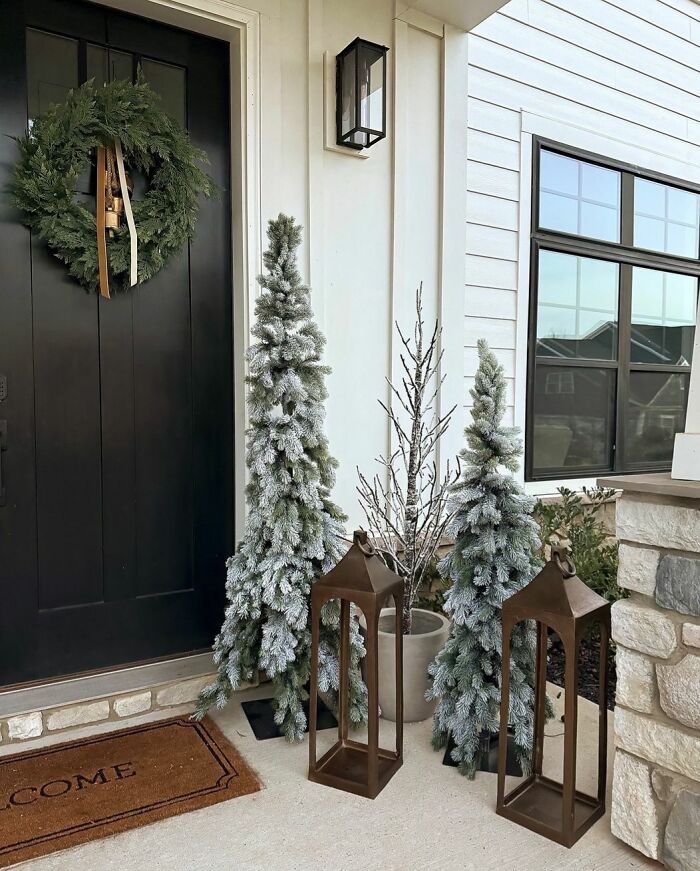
336,38,388,150
496,544,611,848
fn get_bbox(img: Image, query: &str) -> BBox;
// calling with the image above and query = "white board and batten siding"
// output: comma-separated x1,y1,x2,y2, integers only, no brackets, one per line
464,0,700,492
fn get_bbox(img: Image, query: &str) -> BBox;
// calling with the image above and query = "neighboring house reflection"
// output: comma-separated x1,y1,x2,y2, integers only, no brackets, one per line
535,319,693,472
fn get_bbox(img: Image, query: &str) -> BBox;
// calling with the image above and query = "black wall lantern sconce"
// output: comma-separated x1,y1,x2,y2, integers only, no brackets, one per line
336,38,388,151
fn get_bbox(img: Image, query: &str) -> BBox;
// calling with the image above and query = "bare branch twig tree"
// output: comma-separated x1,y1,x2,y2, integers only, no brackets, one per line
357,284,458,634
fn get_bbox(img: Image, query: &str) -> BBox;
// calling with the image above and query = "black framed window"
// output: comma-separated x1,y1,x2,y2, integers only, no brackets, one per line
527,139,699,481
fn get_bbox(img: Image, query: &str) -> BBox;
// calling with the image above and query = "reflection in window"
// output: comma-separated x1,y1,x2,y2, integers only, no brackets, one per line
634,178,700,258
631,267,697,365
626,372,689,464
532,367,615,476
536,251,619,360
26,29,78,124
544,371,574,395
539,150,621,243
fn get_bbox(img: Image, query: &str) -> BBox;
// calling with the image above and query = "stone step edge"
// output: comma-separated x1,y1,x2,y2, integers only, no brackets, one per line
0,674,258,744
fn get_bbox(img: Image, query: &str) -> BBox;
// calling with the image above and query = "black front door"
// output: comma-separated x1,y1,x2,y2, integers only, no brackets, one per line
0,0,232,685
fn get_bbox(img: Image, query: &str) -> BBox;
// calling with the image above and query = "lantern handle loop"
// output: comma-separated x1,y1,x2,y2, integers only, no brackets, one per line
551,541,576,578
353,529,377,557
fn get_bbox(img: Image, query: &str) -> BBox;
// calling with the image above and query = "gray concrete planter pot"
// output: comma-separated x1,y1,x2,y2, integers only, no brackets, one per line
363,607,450,724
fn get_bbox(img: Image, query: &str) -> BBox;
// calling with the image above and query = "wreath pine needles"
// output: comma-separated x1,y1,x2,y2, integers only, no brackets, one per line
12,74,214,293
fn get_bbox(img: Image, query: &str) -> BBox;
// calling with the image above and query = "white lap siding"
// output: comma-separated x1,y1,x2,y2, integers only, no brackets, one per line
465,0,700,485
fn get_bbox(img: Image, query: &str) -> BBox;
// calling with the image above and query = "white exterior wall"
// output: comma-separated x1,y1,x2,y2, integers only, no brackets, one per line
465,0,700,494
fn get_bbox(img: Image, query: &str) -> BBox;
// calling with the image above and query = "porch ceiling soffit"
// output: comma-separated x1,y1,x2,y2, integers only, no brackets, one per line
395,0,509,31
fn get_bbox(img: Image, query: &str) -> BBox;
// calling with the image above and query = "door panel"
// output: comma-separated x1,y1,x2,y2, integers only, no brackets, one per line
33,252,104,611
0,0,232,685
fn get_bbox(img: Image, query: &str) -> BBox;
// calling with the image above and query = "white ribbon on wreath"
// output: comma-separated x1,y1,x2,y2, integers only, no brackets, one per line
114,138,138,287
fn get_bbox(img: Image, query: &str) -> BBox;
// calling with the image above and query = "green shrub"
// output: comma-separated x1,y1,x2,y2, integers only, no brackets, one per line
535,487,624,603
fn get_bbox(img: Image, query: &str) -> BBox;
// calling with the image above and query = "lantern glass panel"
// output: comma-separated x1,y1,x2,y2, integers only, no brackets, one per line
360,44,384,134
339,50,358,142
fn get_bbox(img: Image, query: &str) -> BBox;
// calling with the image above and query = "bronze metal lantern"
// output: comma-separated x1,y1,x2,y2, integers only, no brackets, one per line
308,530,403,799
496,544,611,847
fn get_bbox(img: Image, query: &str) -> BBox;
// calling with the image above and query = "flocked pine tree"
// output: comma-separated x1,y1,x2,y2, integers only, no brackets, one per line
195,214,366,740
427,339,544,777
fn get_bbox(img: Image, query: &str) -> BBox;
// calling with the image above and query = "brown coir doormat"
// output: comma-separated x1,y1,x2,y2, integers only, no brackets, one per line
0,715,261,867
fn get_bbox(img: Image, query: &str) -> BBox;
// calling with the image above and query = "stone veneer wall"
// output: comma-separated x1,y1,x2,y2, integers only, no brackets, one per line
0,674,216,744
607,485,700,871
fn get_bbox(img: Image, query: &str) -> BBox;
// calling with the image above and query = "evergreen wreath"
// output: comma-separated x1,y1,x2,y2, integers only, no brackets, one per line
12,74,213,293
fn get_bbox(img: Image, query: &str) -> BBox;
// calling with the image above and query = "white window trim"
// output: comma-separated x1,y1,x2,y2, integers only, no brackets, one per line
515,111,700,497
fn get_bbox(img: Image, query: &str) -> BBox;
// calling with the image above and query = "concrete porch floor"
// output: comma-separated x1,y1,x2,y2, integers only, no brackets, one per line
12,684,656,871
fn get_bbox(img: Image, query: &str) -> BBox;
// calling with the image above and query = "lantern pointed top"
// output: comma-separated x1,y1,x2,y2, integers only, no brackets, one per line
315,530,403,599
503,545,609,622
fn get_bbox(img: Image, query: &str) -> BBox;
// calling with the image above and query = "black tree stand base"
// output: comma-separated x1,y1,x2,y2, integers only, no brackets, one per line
242,696,337,741
442,729,524,776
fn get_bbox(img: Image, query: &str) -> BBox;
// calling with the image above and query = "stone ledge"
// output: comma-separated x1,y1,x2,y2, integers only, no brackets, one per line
598,473,700,501
0,672,219,744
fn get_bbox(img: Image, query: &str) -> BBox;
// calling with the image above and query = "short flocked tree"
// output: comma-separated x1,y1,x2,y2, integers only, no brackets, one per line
196,214,366,740
427,340,542,777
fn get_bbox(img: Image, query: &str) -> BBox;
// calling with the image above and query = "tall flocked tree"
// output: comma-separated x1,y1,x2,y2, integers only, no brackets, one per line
427,340,543,777
196,214,366,740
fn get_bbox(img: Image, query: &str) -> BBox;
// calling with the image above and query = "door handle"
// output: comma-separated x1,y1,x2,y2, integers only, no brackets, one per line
0,421,6,507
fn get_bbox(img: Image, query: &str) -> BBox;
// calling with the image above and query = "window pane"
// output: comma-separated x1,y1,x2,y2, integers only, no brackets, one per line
541,150,578,196
540,192,578,236
580,202,619,241
141,58,186,127
667,223,698,258
86,46,133,85
625,372,689,465
634,215,666,252
634,177,700,258
532,366,615,475
668,187,698,225
634,178,665,218
539,149,620,242
581,162,620,206
26,29,78,124
631,267,697,365
536,251,619,360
